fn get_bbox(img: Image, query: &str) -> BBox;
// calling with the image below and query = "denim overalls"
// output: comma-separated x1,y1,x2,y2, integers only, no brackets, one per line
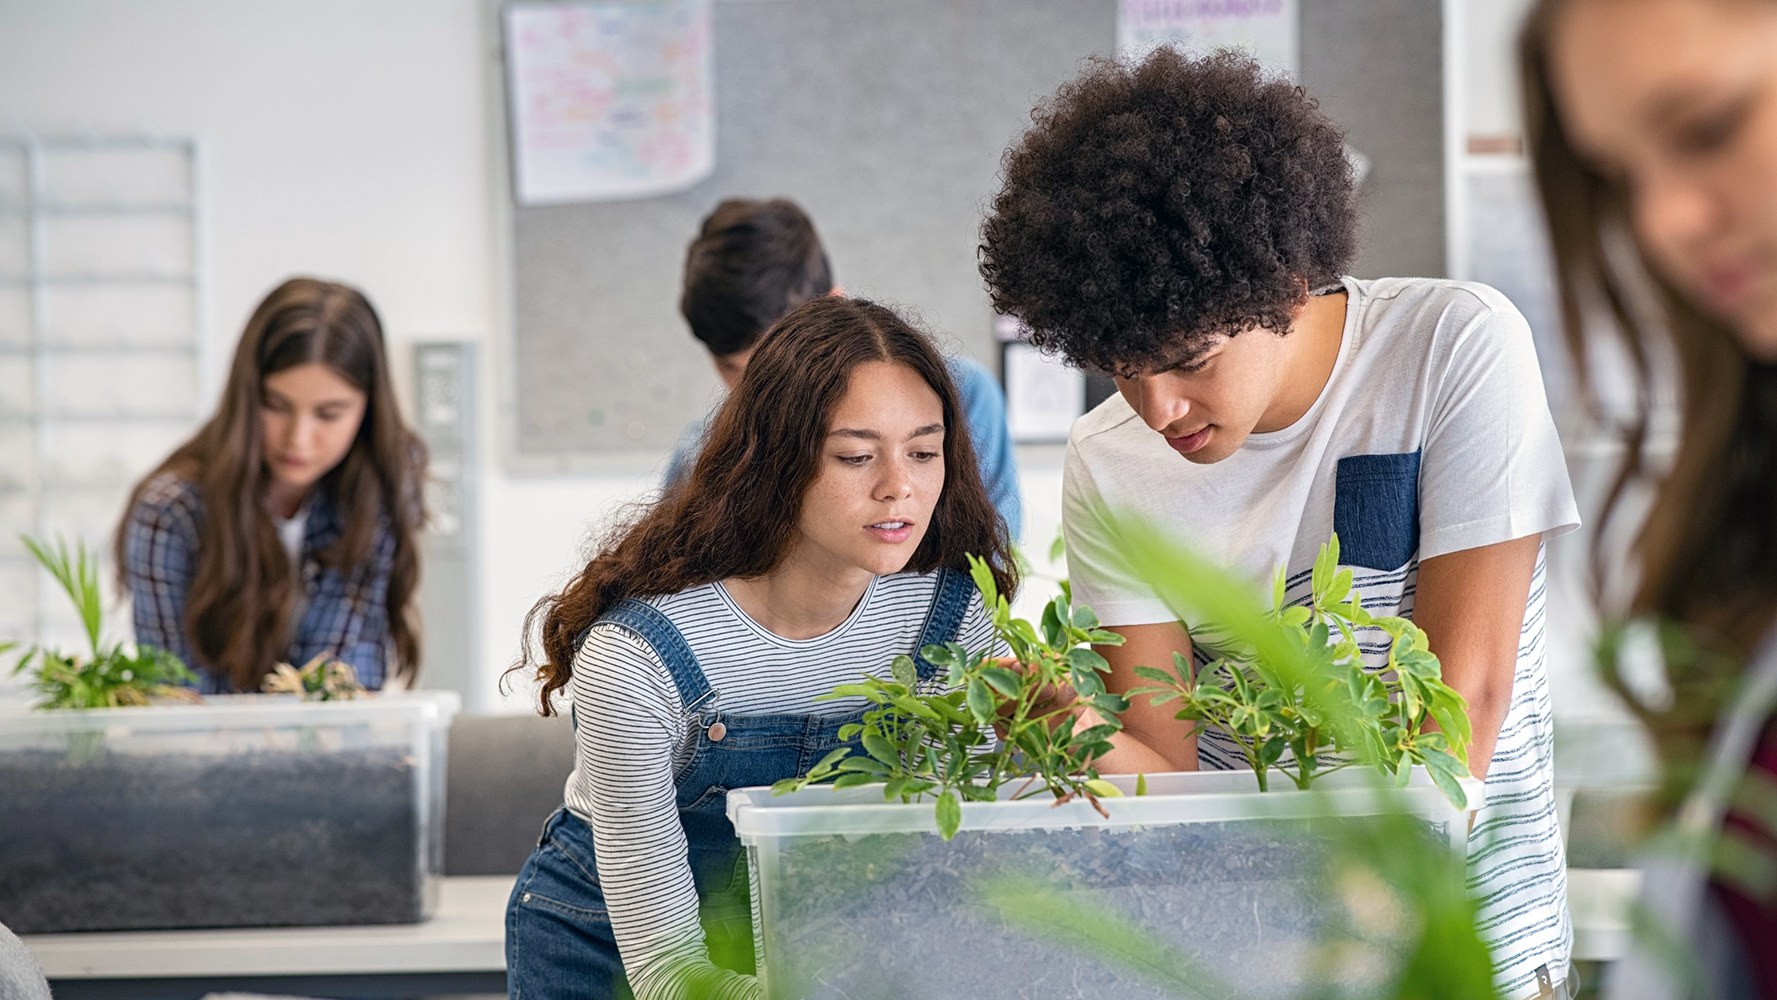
504,569,974,999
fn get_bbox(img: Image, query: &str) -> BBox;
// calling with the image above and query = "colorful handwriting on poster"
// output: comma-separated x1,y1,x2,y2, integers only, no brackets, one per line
505,0,714,204
1117,0,1299,76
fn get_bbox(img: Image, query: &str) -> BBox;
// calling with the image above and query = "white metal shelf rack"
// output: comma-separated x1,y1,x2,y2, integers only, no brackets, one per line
0,135,207,650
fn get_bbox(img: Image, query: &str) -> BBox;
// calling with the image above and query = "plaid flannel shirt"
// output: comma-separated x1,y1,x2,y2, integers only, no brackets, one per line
122,471,395,692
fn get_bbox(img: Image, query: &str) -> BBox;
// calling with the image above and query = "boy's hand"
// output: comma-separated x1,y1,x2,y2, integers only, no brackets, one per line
984,657,1084,736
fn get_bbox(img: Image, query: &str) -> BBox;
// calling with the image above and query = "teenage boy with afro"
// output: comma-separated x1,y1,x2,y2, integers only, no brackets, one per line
667,197,1022,539
980,50,1579,998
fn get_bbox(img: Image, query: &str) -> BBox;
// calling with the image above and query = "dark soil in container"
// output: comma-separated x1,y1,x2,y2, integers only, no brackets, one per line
0,745,424,933
757,817,1435,1000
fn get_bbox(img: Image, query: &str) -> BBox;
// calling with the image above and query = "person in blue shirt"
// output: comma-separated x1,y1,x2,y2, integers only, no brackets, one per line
666,197,1023,539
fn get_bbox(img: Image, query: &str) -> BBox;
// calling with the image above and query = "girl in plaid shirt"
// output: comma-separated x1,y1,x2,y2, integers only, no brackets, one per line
115,277,427,693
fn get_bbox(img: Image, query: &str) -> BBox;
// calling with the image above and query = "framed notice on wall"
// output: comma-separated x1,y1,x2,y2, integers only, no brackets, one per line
1002,341,1086,444
503,0,715,205
994,315,1118,444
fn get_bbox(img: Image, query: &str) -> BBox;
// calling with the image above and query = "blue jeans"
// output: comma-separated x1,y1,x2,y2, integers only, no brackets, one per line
504,569,974,999
505,806,753,999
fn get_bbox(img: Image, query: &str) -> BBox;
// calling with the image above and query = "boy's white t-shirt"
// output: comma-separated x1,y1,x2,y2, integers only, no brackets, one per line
1063,276,1581,999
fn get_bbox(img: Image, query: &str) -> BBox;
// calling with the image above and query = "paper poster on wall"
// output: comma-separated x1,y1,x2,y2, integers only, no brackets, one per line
1117,0,1299,76
504,0,715,205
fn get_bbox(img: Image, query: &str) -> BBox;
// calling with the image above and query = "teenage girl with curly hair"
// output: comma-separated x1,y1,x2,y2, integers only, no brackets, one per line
503,296,1014,1000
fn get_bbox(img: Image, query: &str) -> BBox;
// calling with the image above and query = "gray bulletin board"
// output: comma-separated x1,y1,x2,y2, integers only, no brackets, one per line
498,0,1444,462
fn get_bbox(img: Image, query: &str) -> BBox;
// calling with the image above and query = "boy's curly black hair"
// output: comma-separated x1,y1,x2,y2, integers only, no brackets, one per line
979,48,1359,375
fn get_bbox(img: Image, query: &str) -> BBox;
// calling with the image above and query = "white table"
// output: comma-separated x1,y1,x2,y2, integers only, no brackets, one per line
1569,867,1638,964
22,869,1640,997
22,875,512,1000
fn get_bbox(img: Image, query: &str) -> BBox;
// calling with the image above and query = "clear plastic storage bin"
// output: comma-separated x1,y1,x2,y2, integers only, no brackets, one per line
728,769,1476,999
0,692,459,933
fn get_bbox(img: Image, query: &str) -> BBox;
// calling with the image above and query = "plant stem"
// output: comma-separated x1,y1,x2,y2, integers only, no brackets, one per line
1213,719,1268,791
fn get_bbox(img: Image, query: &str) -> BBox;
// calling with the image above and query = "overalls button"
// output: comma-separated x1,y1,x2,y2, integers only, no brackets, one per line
707,721,727,742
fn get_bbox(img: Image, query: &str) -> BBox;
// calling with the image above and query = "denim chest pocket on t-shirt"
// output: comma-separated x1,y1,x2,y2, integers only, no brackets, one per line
1332,451,1422,571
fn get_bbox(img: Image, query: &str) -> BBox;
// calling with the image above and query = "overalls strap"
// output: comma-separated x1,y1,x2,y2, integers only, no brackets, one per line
911,567,976,681
585,599,718,714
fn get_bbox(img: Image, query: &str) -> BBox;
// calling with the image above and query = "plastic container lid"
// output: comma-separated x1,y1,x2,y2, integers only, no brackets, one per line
0,690,462,735
729,768,1482,841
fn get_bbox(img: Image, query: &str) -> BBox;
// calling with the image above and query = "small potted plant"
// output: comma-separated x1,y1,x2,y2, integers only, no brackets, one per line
262,652,369,701
1130,533,1473,806
0,535,458,934
773,555,1131,839
730,532,1479,998
5,535,199,709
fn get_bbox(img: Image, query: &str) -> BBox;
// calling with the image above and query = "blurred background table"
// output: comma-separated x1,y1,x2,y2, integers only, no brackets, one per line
22,875,511,1000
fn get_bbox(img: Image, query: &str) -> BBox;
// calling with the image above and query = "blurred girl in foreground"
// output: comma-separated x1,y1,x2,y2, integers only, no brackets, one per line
1522,0,1777,994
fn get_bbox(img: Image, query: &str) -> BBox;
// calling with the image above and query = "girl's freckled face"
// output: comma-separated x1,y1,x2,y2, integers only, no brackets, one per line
789,362,946,581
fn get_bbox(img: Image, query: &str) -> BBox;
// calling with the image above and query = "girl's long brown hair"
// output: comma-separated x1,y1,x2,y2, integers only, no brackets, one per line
512,296,1017,716
116,277,428,691
1521,0,1777,754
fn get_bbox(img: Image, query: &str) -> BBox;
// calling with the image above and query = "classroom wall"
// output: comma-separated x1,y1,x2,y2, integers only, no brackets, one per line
0,1,1572,715
0,0,590,710
0,0,1090,713
0,1,494,353
1460,0,1538,139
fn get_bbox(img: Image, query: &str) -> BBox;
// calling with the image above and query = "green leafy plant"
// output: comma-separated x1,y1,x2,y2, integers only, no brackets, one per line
774,555,1129,839
262,653,367,701
7,534,198,709
1122,531,1473,807
760,520,1495,997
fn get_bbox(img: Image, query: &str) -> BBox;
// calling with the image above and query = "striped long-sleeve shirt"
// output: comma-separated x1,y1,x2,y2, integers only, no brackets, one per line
562,573,1000,1000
